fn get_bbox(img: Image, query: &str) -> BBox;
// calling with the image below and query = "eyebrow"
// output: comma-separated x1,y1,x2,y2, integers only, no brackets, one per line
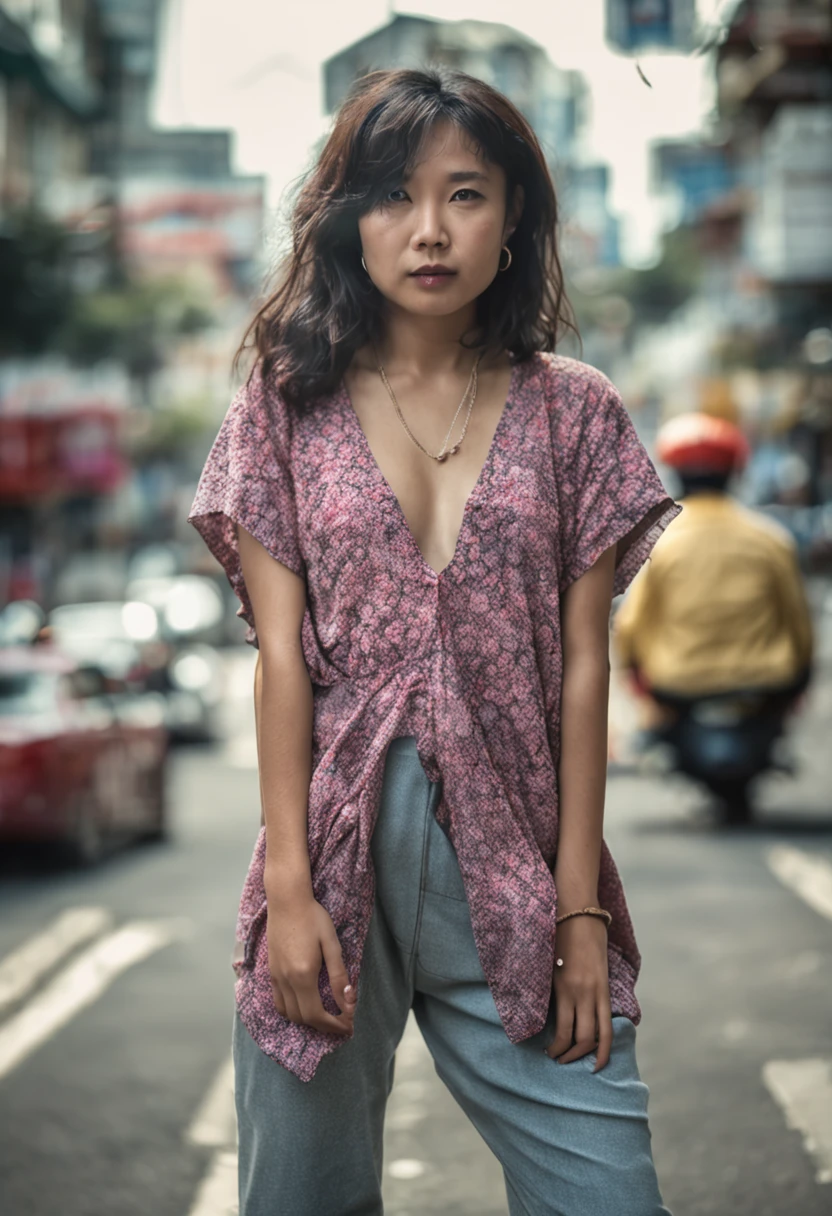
402,168,489,184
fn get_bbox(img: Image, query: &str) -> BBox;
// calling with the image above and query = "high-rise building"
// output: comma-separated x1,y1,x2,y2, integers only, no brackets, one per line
324,14,585,178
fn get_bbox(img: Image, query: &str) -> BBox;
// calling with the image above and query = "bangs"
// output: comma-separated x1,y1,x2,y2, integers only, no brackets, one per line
344,95,497,211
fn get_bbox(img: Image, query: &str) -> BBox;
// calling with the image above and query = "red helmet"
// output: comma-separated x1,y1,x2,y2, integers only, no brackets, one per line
656,412,750,474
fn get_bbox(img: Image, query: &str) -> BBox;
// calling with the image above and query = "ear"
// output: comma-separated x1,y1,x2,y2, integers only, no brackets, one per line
503,184,525,242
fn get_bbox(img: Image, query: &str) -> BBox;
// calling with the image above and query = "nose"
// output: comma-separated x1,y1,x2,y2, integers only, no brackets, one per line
409,200,449,252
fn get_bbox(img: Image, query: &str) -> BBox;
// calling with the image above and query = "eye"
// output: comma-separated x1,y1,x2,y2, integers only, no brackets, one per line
385,188,408,203
452,188,483,202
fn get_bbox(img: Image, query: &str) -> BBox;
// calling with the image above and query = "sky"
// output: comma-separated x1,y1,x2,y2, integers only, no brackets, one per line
154,0,730,267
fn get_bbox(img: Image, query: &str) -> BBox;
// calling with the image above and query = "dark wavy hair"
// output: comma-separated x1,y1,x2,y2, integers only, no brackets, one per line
234,65,579,412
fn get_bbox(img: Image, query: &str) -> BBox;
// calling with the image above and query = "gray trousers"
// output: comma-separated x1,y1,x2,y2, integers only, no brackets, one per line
233,735,672,1215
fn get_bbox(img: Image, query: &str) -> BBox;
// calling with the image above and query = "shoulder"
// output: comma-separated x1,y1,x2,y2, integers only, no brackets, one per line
221,358,299,452
523,353,634,458
523,352,623,419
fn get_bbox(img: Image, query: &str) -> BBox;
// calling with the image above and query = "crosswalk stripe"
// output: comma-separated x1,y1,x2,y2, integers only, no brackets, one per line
186,1056,236,1148
187,1149,238,1216
766,845,832,921
0,918,190,1081
762,1059,832,1185
0,907,113,1017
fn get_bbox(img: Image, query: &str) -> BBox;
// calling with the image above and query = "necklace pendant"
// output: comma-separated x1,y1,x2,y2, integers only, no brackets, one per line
436,450,448,462
447,443,460,456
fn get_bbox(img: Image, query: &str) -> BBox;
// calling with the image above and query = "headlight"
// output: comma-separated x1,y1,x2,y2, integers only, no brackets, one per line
163,580,224,635
122,601,159,642
170,652,213,692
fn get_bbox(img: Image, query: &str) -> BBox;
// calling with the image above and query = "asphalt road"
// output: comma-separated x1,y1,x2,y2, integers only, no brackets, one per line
0,591,830,1216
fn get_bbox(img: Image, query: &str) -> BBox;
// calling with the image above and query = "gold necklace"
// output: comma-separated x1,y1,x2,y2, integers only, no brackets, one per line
372,345,484,463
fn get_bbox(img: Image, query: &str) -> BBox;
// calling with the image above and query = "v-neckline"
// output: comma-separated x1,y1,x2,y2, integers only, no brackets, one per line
340,358,520,582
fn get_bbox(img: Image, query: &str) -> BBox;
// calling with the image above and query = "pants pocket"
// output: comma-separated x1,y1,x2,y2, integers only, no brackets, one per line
579,1013,638,1071
416,889,487,982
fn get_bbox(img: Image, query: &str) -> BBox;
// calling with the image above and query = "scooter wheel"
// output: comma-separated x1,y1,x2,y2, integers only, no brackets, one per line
714,780,754,826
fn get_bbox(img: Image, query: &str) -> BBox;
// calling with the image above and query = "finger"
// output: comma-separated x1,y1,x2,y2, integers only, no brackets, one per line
270,978,287,1018
556,1002,597,1064
320,937,356,1019
593,1005,614,1072
281,985,303,1027
545,1000,576,1059
298,988,355,1036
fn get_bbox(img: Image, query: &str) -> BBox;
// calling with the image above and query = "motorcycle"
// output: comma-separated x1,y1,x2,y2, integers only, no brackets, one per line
631,678,807,825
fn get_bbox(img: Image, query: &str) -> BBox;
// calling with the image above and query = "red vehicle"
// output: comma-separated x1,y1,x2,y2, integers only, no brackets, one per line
0,646,169,864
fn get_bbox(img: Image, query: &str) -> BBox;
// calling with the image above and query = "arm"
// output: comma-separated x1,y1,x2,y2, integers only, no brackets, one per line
611,563,652,674
238,523,356,1035
545,542,617,1072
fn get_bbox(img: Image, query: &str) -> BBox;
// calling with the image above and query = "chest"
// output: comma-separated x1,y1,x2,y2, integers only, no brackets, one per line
340,362,515,578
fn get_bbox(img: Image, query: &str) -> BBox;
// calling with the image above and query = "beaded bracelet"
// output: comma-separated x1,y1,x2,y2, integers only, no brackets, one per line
554,906,613,969
555,906,613,928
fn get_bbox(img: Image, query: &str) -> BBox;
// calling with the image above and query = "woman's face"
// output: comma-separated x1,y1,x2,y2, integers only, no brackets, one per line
358,121,521,321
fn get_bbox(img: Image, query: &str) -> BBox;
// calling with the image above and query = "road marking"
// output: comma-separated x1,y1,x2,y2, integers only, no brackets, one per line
0,918,190,1081
0,907,113,1017
187,1056,236,1148
188,1148,238,1216
762,1059,832,1185
388,1159,426,1180
766,845,832,920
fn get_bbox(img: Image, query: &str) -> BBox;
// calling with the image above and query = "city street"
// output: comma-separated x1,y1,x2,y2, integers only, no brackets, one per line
0,597,830,1216
2,2,830,1215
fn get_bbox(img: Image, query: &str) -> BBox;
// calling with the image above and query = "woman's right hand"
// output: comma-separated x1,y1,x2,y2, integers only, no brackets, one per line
266,893,357,1035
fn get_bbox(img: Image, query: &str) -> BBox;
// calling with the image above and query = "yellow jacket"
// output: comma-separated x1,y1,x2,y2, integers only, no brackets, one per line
613,493,814,696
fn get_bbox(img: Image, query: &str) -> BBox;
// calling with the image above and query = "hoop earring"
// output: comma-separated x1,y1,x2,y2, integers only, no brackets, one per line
361,254,368,273
498,245,512,272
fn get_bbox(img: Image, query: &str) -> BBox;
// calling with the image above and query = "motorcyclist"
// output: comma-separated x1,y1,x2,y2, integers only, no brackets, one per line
613,411,814,738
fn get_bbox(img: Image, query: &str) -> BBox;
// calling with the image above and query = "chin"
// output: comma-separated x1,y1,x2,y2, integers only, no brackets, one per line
395,288,476,316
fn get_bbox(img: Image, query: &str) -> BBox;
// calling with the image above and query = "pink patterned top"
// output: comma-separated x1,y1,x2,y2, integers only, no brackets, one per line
188,351,682,1083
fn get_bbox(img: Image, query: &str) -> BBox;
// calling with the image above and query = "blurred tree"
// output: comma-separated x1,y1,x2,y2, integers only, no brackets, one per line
0,205,75,355
129,395,213,463
0,203,215,400
57,276,215,403
614,227,702,324
568,225,702,336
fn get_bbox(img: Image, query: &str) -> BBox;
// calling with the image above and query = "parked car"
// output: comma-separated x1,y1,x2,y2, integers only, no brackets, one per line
47,598,224,743
48,600,159,682
125,574,226,647
0,646,169,864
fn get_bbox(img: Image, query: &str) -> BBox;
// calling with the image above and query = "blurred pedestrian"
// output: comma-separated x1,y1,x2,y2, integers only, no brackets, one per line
190,67,678,1216
614,411,814,735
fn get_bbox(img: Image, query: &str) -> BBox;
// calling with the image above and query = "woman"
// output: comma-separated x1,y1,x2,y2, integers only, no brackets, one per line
189,66,680,1216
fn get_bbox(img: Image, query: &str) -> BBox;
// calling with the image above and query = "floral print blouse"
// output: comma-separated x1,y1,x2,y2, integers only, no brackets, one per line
188,351,682,1083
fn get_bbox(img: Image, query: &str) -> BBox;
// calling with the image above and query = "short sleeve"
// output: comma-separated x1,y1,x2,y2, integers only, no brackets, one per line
187,363,304,647
556,376,682,598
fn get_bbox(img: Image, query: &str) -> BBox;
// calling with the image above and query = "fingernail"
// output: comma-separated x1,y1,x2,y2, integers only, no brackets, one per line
344,985,353,994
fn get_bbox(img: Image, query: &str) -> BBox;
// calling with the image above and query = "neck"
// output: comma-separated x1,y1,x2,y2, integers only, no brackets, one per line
374,301,482,377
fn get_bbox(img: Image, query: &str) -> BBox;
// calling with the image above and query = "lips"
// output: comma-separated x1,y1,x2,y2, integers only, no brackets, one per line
410,265,455,276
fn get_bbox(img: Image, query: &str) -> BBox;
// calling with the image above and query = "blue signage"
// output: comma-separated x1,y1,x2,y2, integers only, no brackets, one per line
606,0,682,52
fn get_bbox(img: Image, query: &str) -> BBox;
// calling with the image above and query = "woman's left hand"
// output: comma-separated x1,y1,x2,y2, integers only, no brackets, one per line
544,915,613,1072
